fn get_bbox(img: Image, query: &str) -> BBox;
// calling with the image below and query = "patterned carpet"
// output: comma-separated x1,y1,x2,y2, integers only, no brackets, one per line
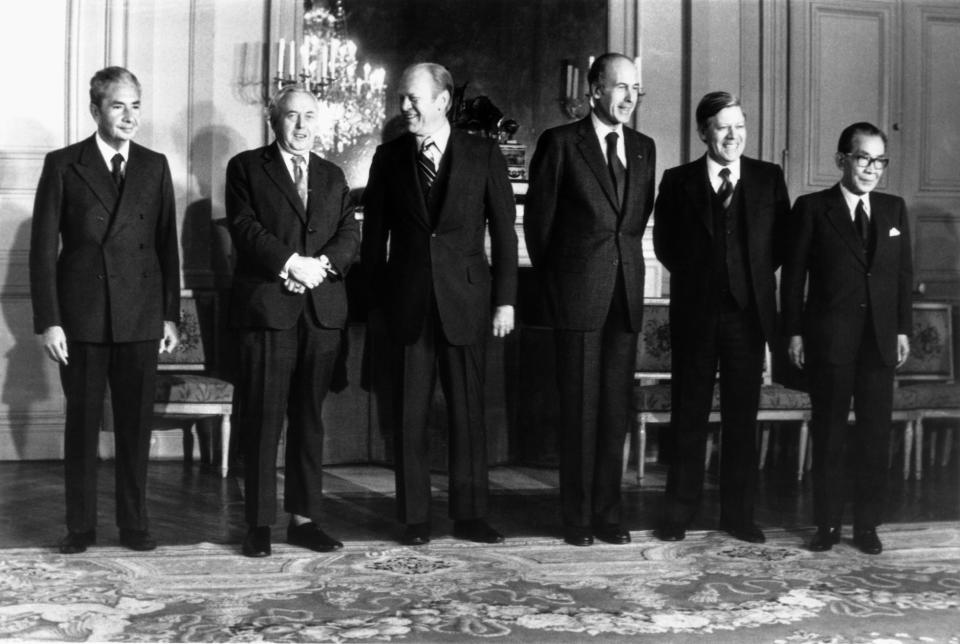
2,522,959,643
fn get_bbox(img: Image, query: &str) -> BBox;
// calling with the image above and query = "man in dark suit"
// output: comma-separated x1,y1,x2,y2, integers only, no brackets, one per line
653,91,790,544
226,86,360,557
782,122,912,555
525,53,656,547
362,62,518,546
30,66,181,554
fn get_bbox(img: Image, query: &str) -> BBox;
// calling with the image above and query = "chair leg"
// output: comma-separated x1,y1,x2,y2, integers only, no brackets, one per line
622,429,632,482
220,413,231,478
902,420,913,480
637,420,646,485
705,432,714,470
758,422,770,470
797,420,809,481
942,424,954,467
913,418,923,481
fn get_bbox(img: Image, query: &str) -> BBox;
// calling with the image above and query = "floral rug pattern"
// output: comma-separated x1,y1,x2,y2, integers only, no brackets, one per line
1,523,959,643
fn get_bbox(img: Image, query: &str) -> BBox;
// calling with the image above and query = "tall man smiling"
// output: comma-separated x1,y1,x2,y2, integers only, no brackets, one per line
362,62,518,546
30,66,181,553
525,53,656,546
653,91,790,544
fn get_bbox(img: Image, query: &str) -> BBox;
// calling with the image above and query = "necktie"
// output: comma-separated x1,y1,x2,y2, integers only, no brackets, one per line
717,167,733,210
418,138,438,194
111,153,124,188
292,154,308,208
854,199,869,247
605,131,625,206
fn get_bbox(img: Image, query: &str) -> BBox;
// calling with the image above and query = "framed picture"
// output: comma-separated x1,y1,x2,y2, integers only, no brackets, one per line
635,298,671,378
899,302,954,381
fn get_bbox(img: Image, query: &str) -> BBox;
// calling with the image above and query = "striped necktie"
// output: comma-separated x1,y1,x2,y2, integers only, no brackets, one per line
718,167,733,210
292,154,308,208
418,138,438,194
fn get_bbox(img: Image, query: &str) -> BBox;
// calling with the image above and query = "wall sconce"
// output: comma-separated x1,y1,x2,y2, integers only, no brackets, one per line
559,55,644,121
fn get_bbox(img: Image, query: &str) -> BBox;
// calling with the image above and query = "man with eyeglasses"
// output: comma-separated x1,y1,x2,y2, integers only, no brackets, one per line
782,122,913,555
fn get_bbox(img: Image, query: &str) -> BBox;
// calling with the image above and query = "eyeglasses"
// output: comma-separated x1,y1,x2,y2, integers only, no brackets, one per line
844,153,890,170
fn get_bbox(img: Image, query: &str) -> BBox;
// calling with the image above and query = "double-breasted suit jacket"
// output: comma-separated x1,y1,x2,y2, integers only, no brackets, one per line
30,135,181,341
226,142,359,332
524,117,656,332
362,129,518,345
782,185,913,367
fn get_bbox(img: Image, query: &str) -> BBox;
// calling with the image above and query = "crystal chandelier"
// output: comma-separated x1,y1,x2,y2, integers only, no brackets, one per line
275,0,386,155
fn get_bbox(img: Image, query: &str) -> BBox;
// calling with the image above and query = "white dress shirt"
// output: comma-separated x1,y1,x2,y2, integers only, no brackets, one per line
839,182,872,221
590,112,626,168
706,155,740,194
94,132,130,175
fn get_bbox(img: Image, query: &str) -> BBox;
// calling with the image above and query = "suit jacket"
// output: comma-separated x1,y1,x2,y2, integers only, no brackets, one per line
653,155,790,344
361,129,518,346
226,142,359,331
524,117,656,332
30,135,180,342
781,185,913,367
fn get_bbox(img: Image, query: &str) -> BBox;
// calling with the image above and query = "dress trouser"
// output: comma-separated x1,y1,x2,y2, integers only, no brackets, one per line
392,299,488,526
808,326,893,530
237,314,340,526
554,273,637,529
61,340,158,532
663,300,765,528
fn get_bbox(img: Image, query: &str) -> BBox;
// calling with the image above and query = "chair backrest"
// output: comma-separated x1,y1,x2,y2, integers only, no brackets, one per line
157,290,215,372
635,297,773,384
898,301,955,383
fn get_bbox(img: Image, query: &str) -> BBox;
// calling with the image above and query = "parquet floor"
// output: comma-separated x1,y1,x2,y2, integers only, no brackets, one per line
2,430,958,550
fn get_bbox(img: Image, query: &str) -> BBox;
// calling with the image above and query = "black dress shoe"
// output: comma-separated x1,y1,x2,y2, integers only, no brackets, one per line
808,526,841,552
287,522,343,552
655,524,686,542
242,526,271,557
593,523,631,544
563,526,594,547
853,528,883,555
453,519,505,544
119,529,157,551
720,522,766,544
400,522,431,546
59,530,96,554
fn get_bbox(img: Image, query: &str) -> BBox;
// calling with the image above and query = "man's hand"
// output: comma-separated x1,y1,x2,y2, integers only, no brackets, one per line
283,277,307,294
896,333,910,368
788,335,804,369
492,305,515,338
286,255,326,289
41,326,69,365
159,320,179,354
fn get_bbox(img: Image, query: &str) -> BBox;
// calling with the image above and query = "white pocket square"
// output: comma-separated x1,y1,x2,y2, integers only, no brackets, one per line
889,227,901,237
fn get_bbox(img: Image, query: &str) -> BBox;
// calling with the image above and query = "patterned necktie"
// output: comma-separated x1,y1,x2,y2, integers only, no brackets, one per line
111,153,124,188
292,154,308,208
418,138,438,194
605,131,625,206
717,167,733,209
854,199,869,247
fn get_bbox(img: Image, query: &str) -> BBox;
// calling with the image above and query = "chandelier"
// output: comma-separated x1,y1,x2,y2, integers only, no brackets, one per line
274,0,386,155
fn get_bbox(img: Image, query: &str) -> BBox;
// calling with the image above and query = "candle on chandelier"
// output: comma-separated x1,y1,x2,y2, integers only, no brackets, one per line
635,55,642,89
277,38,285,76
288,41,296,78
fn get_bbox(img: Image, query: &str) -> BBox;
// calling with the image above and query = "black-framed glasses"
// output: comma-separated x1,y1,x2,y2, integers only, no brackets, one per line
844,153,890,170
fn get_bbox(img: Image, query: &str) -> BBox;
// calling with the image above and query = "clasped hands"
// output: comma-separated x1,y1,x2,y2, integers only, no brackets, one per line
283,254,334,294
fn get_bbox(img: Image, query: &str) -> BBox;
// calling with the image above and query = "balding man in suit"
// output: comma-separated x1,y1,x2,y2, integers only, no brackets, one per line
525,53,656,547
30,66,181,554
362,62,518,547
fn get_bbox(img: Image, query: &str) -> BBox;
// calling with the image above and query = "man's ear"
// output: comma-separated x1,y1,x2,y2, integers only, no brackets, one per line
834,152,845,169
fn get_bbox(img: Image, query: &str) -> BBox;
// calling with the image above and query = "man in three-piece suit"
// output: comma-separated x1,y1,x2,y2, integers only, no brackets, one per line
30,66,181,554
362,62,518,546
653,91,790,544
226,87,360,557
525,53,656,547
782,122,912,555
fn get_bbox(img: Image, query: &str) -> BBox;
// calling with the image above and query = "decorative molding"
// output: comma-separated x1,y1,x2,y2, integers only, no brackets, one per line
918,10,960,193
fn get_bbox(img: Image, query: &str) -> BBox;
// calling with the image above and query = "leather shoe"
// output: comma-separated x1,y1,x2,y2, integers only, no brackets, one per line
287,522,343,552
59,530,96,554
453,519,505,544
242,526,271,557
720,522,766,544
119,529,157,551
400,522,431,546
593,523,631,544
656,524,686,542
563,526,594,547
853,528,883,555
808,526,842,552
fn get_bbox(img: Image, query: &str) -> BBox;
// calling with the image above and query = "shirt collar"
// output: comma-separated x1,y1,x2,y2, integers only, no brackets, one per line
705,154,740,185
95,132,130,171
590,111,623,139
418,120,451,156
839,182,871,217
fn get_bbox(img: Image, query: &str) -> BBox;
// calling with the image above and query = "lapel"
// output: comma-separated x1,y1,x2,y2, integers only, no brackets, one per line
622,129,645,219
397,134,432,230
868,194,894,269
262,142,308,224
106,142,150,238
683,156,713,236
72,135,120,216
433,130,471,229
823,184,868,267
575,117,620,214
